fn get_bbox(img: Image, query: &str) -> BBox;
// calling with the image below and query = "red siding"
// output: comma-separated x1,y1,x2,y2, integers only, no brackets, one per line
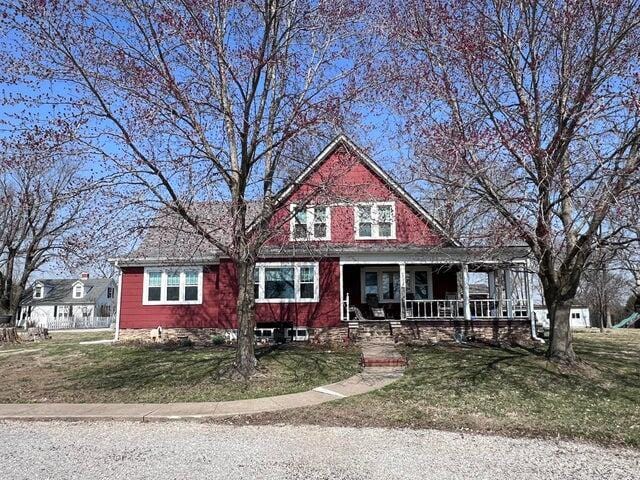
119,266,224,329
268,146,445,246
120,259,342,329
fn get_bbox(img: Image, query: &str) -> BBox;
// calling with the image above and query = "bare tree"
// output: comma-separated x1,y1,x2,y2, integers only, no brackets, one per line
375,0,640,362
0,127,96,317
1,0,370,376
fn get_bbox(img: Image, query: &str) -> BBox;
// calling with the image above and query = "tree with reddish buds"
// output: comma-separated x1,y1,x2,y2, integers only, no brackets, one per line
376,0,640,363
1,0,370,377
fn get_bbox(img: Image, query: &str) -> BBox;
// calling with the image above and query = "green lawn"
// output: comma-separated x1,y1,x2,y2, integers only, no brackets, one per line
0,331,359,403
234,330,640,447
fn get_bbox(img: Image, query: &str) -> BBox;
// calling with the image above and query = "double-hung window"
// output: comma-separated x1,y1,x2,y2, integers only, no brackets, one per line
355,202,396,239
73,283,84,299
143,267,203,305
33,284,44,299
254,263,319,302
290,205,330,240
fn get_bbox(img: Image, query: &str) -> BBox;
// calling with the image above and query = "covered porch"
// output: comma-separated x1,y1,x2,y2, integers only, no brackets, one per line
339,249,534,323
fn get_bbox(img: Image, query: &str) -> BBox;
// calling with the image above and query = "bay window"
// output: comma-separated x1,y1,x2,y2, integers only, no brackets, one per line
355,202,396,239
143,267,203,305
290,205,330,240
254,263,319,302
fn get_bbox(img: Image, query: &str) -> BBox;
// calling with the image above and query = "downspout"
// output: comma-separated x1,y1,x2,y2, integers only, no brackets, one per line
114,261,123,342
526,259,545,343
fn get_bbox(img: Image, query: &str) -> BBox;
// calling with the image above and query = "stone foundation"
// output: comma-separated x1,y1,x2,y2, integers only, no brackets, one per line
118,328,232,345
391,320,532,345
118,320,532,347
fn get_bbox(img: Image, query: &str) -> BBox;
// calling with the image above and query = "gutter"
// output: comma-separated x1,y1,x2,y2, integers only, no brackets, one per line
114,261,123,342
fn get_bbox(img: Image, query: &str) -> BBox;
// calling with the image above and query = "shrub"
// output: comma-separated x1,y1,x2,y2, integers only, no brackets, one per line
211,334,225,346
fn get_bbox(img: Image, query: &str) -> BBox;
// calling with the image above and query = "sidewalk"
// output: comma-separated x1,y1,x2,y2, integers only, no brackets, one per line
0,367,403,422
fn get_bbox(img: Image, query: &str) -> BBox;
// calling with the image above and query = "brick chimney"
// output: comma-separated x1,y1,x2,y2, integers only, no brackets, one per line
80,272,90,280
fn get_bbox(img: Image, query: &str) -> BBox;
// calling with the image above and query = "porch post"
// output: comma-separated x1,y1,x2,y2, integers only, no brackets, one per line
399,262,407,320
505,267,514,318
525,260,534,320
462,263,471,321
339,262,344,322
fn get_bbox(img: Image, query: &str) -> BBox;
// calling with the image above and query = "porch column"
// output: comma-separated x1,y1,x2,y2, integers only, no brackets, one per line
399,262,407,320
505,268,514,318
462,263,471,321
525,260,534,320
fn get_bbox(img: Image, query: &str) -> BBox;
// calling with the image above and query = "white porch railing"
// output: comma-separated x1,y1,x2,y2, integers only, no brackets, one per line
405,299,529,320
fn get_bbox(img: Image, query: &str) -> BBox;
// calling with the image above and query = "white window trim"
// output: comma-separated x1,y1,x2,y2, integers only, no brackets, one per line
33,283,44,299
72,281,84,299
142,266,204,305
360,267,433,304
289,204,331,241
255,262,320,303
354,202,397,240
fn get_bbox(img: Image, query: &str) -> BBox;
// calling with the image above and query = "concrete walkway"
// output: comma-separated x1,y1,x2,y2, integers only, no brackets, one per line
0,367,403,422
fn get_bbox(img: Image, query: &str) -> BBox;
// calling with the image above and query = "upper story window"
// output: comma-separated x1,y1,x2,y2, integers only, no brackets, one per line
33,284,44,299
143,267,203,305
355,202,396,239
290,205,330,241
254,262,319,303
73,283,84,299
107,287,115,299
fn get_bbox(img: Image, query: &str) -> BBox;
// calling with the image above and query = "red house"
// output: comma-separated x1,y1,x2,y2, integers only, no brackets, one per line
113,135,536,344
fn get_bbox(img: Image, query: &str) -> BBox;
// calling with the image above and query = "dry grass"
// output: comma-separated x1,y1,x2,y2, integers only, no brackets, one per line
225,329,640,448
0,331,359,403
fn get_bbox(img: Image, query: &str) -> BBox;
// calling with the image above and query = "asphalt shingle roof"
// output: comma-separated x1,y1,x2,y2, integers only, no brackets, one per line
21,278,113,306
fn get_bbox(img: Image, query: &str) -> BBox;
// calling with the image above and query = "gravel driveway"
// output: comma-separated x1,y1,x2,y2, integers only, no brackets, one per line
1,421,638,479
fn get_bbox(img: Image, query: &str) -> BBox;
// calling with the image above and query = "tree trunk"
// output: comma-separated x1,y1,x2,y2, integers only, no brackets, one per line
234,260,257,378
548,301,577,363
0,327,19,344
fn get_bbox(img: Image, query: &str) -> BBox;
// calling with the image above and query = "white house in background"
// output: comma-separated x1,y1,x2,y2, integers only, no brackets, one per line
18,273,117,329
534,304,591,329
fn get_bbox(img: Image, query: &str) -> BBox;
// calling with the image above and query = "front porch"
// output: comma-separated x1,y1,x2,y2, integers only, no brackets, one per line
339,255,534,324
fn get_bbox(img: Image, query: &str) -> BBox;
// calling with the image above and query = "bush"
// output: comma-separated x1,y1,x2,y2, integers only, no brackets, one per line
211,334,225,346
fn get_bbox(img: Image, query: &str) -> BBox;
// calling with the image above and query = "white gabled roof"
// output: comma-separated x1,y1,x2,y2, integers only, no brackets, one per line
275,134,461,246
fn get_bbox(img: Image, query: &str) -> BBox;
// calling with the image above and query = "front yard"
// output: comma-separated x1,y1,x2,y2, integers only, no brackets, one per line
234,329,640,448
0,332,359,403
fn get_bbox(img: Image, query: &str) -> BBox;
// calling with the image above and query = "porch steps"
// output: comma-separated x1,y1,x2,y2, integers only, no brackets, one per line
360,339,407,368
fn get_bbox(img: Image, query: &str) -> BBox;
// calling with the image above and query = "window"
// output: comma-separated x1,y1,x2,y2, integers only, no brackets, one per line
290,205,330,240
287,328,309,341
265,267,295,299
362,268,431,303
571,312,581,319
107,287,114,299
364,272,378,297
355,202,396,239
147,272,162,301
254,263,319,302
73,283,84,299
299,266,315,299
143,267,203,305
414,271,430,300
382,271,400,301
184,271,199,301
33,284,43,299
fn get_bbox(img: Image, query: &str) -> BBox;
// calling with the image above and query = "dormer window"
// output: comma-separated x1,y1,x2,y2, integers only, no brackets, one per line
290,205,330,241
33,284,44,299
355,202,396,239
73,283,84,299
